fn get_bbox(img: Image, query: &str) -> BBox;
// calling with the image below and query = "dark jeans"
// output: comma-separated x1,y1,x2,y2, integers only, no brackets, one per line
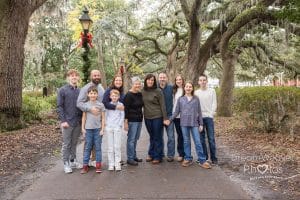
127,122,142,161
200,117,217,162
162,116,175,158
144,117,164,161
83,128,102,165
181,126,206,164
174,118,184,157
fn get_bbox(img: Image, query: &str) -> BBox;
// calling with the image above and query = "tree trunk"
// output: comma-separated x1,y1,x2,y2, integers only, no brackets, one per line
184,18,201,84
180,0,204,84
0,1,46,131
218,52,237,117
166,46,180,82
123,66,131,93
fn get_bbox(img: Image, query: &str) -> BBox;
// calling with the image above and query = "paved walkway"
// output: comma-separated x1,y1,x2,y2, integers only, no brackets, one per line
17,126,250,200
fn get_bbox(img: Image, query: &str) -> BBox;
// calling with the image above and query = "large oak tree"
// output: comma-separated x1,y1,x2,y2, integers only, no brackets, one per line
0,0,47,130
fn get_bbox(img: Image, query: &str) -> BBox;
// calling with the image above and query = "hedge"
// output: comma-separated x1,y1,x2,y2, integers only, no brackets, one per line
233,86,300,133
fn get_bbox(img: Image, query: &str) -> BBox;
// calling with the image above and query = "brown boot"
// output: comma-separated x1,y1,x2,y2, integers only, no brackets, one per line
198,161,212,169
146,156,153,162
80,165,89,174
152,160,161,164
96,162,102,173
182,160,193,167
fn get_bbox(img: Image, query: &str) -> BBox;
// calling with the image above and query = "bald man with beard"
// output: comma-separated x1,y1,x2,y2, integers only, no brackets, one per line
77,70,105,112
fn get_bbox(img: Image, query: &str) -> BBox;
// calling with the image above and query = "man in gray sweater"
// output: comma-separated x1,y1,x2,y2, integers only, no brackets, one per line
77,70,105,167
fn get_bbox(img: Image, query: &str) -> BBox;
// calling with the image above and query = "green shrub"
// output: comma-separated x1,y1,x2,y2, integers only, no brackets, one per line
21,94,55,122
23,91,43,97
22,95,42,122
233,86,300,133
44,94,57,109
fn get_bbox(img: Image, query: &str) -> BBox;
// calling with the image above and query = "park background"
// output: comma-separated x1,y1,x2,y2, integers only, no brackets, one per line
0,0,299,199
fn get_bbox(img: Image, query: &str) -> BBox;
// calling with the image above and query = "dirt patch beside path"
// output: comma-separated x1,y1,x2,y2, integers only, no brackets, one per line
215,117,300,199
0,122,61,200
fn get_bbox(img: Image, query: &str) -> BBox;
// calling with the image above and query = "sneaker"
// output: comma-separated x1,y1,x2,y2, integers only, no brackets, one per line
134,158,143,162
108,166,114,171
127,160,138,166
70,159,83,169
120,160,125,166
212,160,218,165
64,162,72,174
167,157,174,162
182,160,193,167
80,165,89,174
177,157,183,162
96,162,102,173
199,161,212,169
88,160,96,168
115,165,121,171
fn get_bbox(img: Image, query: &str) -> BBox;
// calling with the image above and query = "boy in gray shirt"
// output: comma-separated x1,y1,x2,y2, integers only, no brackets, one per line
81,86,106,174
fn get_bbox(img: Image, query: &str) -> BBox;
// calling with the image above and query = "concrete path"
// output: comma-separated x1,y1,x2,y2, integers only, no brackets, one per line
17,126,250,200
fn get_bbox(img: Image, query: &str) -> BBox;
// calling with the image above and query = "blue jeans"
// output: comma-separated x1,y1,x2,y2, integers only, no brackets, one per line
174,118,184,157
200,117,217,162
145,117,164,161
127,122,142,161
181,126,206,164
163,117,175,157
83,128,102,165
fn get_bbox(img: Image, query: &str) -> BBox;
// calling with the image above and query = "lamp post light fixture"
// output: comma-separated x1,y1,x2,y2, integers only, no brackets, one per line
79,6,93,31
79,6,93,83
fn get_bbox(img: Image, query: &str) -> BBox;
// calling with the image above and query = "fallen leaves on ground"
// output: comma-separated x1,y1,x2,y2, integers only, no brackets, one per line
215,116,300,199
0,121,60,194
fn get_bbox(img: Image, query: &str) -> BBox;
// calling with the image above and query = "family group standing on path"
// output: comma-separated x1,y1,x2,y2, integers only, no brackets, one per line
57,69,218,174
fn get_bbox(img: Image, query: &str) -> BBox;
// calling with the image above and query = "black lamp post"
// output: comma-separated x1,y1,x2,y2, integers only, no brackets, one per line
79,6,93,84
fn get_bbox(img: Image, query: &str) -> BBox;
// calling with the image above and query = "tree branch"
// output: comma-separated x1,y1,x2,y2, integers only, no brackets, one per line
220,5,276,57
180,0,191,25
127,32,168,56
219,0,289,57
30,0,47,11
239,40,300,74
190,0,202,27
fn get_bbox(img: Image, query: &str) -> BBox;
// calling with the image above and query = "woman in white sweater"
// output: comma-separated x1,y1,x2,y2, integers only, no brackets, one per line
172,75,185,162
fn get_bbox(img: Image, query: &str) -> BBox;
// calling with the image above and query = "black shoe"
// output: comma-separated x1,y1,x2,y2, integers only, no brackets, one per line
134,158,143,162
127,160,138,166
212,160,218,165
167,157,174,162
120,160,125,166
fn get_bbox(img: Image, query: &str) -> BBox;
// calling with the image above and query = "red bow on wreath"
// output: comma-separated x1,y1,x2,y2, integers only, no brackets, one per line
77,32,94,48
